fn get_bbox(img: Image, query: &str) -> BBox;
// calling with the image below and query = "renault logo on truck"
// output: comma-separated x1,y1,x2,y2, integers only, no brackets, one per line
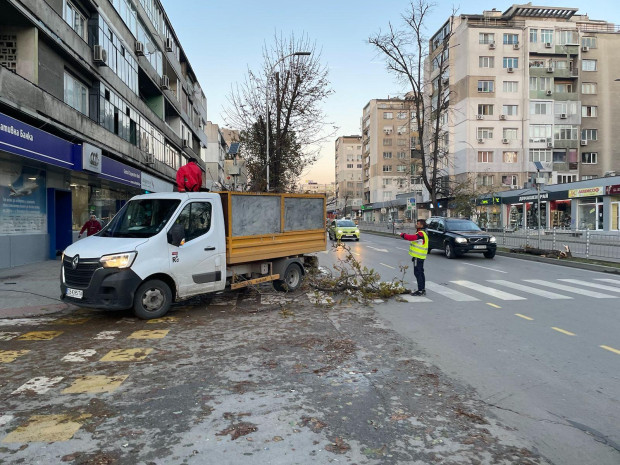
72,255,79,269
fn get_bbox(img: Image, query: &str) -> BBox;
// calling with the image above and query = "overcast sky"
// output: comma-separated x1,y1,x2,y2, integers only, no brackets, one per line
161,0,620,184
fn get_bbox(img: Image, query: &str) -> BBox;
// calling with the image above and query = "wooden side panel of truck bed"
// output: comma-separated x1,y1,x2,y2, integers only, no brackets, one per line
218,192,327,265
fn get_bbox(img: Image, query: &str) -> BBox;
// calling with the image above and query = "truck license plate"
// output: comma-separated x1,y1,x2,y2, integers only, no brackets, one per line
66,288,83,299
474,245,487,250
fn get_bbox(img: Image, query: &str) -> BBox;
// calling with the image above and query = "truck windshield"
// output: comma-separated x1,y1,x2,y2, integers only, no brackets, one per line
99,199,180,238
445,219,482,232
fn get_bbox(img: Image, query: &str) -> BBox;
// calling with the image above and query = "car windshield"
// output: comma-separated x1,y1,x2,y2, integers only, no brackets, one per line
99,198,180,238
336,220,356,227
445,219,482,232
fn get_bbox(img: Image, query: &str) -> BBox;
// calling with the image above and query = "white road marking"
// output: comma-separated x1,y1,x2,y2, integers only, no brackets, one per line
0,318,56,327
0,332,21,341
425,282,480,301
367,246,389,252
380,263,396,269
489,280,572,299
452,280,526,300
523,280,617,299
461,263,508,273
62,349,97,362
559,279,620,293
0,415,14,427
12,377,64,395
595,278,620,285
396,247,409,252
94,331,121,340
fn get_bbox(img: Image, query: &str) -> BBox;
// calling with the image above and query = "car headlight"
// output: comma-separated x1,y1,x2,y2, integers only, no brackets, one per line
490,236,496,243
61,251,65,262
337,229,343,234
355,229,360,234
455,237,468,243
100,252,137,269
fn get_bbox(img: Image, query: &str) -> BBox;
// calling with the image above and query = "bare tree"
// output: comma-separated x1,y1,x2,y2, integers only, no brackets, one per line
369,0,455,211
224,34,335,192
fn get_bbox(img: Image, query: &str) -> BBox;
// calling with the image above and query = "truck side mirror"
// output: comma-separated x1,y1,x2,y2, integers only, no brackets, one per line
167,224,185,247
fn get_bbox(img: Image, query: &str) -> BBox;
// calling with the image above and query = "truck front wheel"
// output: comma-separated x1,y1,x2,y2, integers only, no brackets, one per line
273,263,303,292
133,279,172,319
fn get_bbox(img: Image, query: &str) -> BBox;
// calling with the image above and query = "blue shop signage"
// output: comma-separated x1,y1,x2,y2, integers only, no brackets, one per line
0,112,77,168
100,156,141,188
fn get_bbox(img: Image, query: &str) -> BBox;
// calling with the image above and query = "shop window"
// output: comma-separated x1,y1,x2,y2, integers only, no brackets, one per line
577,197,603,230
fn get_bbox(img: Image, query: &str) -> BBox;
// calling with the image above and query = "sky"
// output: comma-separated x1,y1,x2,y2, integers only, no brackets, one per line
161,0,619,184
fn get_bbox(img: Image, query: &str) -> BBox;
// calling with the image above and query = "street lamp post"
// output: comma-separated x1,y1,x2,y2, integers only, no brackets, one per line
265,51,311,192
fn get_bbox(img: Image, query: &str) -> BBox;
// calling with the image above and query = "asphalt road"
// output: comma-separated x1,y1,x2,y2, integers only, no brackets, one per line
320,233,620,465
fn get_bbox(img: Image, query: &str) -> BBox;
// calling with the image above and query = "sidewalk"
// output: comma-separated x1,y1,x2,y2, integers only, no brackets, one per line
0,258,74,318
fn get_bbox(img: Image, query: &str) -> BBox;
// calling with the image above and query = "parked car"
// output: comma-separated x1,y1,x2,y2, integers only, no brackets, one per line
387,219,406,230
426,217,497,259
328,219,360,241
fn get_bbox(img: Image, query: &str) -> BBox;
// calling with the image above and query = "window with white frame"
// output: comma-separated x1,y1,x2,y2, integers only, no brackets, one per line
530,101,550,115
503,33,519,44
581,128,598,141
581,82,597,94
558,174,577,183
503,57,518,68
503,81,518,92
383,138,392,146
582,175,598,180
554,83,573,93
479,32,495,44
357,163,362,168
502,175,518,186
478,104,494,115
582,36,597,48
383,152,393,159
582,59,597,71
529,124,552,142
479,56,494,68
397,165,407,172
529,149,552,162
64,0,87,40
477,128,493,140
503,104,518,116
558,30,579,45
478,80,494,93
383,112,393,119
582,105,598,117
555,125,578,140
503,151,517,163
541,29,553,43
63,71,88,115
478,151,493,163
582,152,597,164
503,128,518,140
397,112,408,119
346,163,354,168
397,151,406,159
397,139,407,146
478,174,494,186
529,77,552,91
382,165,393,172
529,28,538,43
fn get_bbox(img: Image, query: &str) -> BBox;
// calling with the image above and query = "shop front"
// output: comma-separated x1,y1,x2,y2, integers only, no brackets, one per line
570,186,605,231
607,185,620,231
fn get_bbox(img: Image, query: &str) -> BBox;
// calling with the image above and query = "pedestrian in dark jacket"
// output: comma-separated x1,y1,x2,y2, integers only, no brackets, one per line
176,157,203,192
400,219,429,296
79,214,102,238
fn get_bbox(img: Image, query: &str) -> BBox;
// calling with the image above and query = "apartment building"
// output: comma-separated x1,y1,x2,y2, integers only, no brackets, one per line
299,180,335,198
428,4,620,196
361,98,421,221
0,0,208,268
334,135,363,217
203,121,227,189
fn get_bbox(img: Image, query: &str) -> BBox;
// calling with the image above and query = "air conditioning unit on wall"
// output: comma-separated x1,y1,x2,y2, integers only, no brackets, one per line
489,42,496,49
160,75,170,90
546,90,553,96
135,41,145,56
582,45,589,52
476,114,484,120
93,45,107,65
500,115,506,120
580,139,588,146
545,42,552,48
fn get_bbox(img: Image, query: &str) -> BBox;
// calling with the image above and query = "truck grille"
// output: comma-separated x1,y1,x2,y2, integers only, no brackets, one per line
63,256,101,288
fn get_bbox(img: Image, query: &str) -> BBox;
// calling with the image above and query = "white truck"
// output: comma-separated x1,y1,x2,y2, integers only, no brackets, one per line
60,191,326,319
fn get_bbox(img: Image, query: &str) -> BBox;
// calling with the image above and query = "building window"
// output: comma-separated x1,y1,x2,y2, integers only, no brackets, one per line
383,152,392,159
530,102,550,115
64,0,87,40
478,104,494,115
582,175,598,181
479,56,494,68
503,81,518,92
477,128,493,140
383,138,392,146
558,30,579,45
479,175,494,186
503,105,518,116
581,129,598,141
397,165,407,172
582,152,597,164
554,83,573,93
529,124,552,142
397,112,408,119
397,139,407,146
529,77,552,91
555,125,578,140
346,164,353,168
558,174,577,184
479,32,495,44
540,29,553,43
357,163,362,168
503,128,518,140
0,35,17,73
478,80,494,93
555,102,577,116
64,71,88,115
382,165,393,172
529,149,552,162
582,106,598,117
581,82,597,94
502,175,518,186
477,151,493,163
503,57,518,68
582,37,597,48
529,29,538,43
582,59,597,71
503,34,519,45
503,151,517,163
397,152,406,159
383,112,393,119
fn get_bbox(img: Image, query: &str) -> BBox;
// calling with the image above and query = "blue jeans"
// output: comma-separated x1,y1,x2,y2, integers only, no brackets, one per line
413,258,425,291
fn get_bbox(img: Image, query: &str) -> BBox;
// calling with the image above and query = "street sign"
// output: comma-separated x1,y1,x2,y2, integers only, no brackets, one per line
406,197,416,210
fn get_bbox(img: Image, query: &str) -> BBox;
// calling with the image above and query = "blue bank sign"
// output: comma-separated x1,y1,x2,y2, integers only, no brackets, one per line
0,112,77,169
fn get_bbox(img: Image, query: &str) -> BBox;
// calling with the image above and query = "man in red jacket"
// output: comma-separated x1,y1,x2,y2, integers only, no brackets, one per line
79,214,102,238
176,157,203,192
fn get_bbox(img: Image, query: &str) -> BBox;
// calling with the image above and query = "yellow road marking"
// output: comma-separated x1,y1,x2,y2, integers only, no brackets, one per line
128,330,170,339
2,414,91,443
146,316,179,324
600,345,620,355
552,327,576,336
0,350,30,363
17,331,63,341
486,303,501,308
62,375,129,394
515,313,534,321
100,348,153,362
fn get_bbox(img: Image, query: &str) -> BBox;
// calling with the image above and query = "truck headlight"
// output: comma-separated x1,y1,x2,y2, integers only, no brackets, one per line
100,252,137,269
490,236,497,243
455,237,468,243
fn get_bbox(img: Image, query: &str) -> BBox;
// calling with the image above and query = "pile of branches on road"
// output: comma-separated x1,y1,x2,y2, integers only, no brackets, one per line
509,244,572,259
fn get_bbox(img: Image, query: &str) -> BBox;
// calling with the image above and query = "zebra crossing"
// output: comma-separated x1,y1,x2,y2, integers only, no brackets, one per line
402,277,620,302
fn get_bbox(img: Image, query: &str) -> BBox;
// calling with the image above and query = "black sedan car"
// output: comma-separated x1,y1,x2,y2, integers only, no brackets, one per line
426,217,497,259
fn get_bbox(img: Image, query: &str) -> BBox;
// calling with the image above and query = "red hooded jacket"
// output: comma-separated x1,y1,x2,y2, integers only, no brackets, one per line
176,161,203,192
